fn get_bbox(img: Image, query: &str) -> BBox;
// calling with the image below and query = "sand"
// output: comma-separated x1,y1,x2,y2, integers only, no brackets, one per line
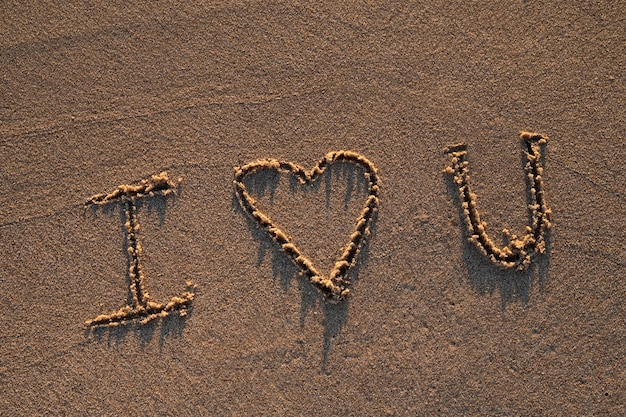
1,2,625,415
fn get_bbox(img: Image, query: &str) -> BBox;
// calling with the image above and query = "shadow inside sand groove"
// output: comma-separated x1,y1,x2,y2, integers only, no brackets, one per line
232,162,374,372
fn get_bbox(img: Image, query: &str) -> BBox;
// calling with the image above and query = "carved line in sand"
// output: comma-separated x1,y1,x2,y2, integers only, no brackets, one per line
234,151,380,301
445,132,552,270
85,172,195,327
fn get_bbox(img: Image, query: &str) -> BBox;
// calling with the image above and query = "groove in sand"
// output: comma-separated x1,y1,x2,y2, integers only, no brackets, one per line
444,132,552,270
234,151,380,301
85,172,194,327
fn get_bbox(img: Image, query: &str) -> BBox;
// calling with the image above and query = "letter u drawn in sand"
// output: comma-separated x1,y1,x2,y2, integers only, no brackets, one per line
445,132,552,270
234,151,380,301
85,172,195,327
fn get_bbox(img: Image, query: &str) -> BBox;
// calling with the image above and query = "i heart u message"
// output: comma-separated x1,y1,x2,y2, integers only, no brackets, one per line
84,132,550,327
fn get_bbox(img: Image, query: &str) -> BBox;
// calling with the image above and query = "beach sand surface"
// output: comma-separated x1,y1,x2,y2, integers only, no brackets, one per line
1,2,625,415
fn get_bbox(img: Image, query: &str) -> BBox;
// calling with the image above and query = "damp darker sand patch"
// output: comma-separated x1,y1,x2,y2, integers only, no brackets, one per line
234,151,380,301
84,172,195,327
445,132,552,270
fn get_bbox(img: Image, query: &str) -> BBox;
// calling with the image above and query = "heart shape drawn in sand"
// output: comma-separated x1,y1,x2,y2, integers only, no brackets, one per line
234,151,380,301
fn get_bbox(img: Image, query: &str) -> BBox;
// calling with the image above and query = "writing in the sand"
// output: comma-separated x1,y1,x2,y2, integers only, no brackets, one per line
84,131,550,328
84,173,195,327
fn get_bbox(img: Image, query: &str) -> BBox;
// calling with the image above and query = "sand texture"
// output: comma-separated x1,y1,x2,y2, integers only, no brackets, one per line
1,2,625,416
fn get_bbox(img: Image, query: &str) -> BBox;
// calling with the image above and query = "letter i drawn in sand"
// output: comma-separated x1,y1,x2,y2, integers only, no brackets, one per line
84,172,195,327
